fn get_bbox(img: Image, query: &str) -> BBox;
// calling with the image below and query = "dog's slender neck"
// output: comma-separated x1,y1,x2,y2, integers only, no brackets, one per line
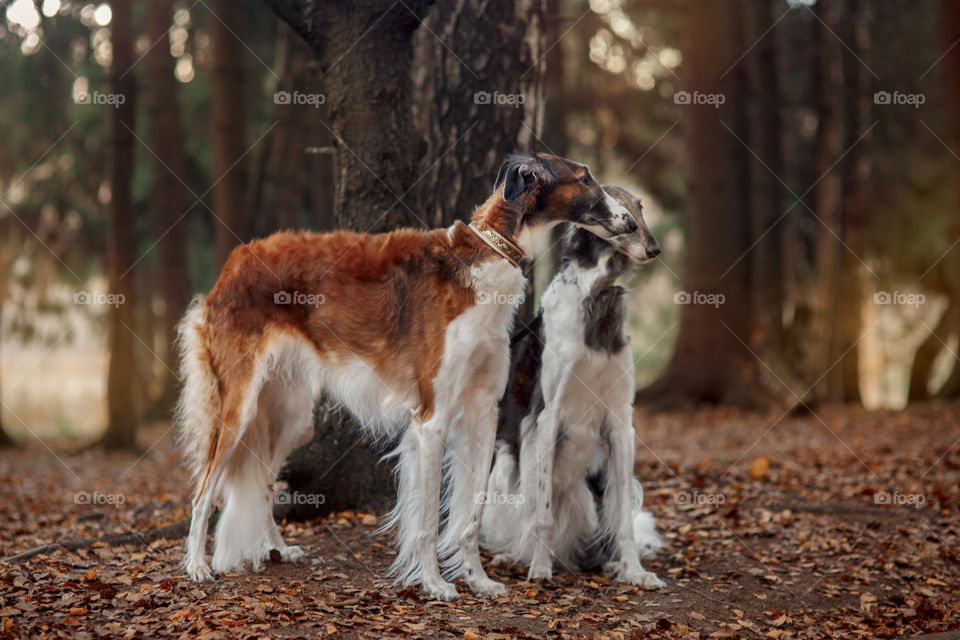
469,190,557,261
561,229,633,292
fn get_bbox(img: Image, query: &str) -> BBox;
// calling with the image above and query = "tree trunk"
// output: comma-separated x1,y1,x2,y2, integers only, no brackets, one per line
829,0,872,404
250,23,315,238
211,0,249,269
99,0,140,450
807,0,845,403
409,0,544,319
934,0,960,400
265,0,429,229
262,0,544,518
744,0,785,363
146,0,191,418
636,0,764,410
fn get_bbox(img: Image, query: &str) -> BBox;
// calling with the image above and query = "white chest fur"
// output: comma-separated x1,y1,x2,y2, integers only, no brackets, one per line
431,259,527,407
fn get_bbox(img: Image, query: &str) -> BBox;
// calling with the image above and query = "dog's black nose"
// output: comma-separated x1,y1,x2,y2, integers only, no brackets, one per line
647,243,662,258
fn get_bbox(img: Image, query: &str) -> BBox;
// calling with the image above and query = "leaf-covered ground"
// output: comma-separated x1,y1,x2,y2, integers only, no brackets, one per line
1,404,958,639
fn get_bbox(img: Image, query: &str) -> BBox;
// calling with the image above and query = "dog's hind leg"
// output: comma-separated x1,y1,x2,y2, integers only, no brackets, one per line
185,470,220,581
603,406,664,589
260,377,314,562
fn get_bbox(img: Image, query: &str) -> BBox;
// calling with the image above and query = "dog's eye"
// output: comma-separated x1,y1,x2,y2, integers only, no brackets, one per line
579,174,591,185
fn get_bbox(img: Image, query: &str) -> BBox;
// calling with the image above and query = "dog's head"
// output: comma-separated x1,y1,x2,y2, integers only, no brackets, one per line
494,153,639,240
600,186,661,264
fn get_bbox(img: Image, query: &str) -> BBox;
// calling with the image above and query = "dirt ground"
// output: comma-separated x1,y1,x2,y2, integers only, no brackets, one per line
1,404,958,639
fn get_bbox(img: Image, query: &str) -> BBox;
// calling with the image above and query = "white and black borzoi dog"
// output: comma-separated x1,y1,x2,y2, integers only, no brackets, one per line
176,153,641,600
480,185,665,588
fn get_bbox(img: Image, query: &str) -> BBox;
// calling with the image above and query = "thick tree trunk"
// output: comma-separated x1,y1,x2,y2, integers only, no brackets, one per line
808,0,845,403
262,0,543,518
146,0,191,418
744,0,785,362
211,0,249,269
266,0,430,228
410,0,544,319
636,0,764,410
410,0,543,226
100,0,140,449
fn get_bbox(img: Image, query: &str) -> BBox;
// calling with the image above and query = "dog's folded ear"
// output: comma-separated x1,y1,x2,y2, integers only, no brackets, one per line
495,155,538,201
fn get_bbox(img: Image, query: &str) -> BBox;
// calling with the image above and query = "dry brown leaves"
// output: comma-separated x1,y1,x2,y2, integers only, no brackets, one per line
1,404,958,639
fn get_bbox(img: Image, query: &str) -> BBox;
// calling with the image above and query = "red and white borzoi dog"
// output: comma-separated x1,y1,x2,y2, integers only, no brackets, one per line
177,153,639,600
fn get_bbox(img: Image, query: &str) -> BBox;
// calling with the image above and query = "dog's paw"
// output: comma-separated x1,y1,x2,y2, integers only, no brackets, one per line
527,563,553,582
621,568,665,589
186,561,213,582
277,544,305,562
423,579,459,602
467,575,507,598
490,553,516,567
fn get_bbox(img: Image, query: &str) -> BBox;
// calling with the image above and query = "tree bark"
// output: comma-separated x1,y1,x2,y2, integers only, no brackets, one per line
100,0,140,449
744,0,784,360
933,0,960,400
807,0,846,403
828,0,872,404
264,0,430,229
211,0,249,269
636,0,765,410
262,0,544,518
409,0,544,318
146,0,191,418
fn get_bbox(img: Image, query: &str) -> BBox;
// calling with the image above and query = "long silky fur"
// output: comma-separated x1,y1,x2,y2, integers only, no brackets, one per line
174,296,221,496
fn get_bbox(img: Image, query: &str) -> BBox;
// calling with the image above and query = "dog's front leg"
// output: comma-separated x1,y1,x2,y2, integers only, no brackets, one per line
607,407,665,589
417,415,459,601
457,402,507,598
527,375,569,581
